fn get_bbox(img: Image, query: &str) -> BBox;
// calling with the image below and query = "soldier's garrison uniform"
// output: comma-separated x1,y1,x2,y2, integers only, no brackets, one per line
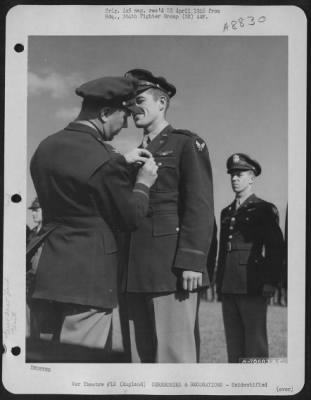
26,198,44,338
122,69,215,363
29,77,151,349
216,154,284,363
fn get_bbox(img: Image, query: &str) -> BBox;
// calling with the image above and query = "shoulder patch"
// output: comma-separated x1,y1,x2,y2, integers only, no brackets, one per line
173,129,207,153
195,138,206,152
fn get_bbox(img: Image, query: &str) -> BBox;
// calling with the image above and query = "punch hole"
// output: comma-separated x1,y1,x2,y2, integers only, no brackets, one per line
11,194,22,203
14,43,24,53
11,346,21,356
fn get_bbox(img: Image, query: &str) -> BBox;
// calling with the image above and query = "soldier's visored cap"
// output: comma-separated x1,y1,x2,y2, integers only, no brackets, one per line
124,69,176,98
226,153,262,176
75,76,139,108
28,197,40,210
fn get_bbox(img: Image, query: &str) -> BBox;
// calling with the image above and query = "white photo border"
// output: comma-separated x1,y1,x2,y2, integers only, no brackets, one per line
2,4,307,395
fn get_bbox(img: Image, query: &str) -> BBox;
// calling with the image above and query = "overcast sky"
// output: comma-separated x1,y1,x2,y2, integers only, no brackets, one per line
27,36,288,230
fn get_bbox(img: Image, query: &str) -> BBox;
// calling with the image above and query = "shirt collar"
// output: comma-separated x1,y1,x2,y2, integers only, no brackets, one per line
145,123,171,142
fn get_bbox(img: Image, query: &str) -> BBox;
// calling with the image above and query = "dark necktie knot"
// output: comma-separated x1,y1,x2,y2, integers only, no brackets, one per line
142,135,151,148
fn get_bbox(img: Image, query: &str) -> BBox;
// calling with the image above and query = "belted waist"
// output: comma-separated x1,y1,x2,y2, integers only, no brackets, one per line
27,216,112,259
226,242,262,252
44,215,110,228
148,205,178,215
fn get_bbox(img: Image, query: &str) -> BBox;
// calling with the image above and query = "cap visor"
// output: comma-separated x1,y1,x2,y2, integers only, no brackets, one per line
227,167,252,173
124,104,144,114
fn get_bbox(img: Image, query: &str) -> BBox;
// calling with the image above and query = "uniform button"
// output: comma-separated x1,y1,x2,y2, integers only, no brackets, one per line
228,235,233,239
246,217,249,221
231,217,236,221
229,226,234,230
158,162,162,166
176,227,180,232
228,207,232,211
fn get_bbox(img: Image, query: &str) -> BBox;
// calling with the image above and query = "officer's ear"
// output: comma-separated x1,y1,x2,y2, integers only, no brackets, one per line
159,95,168,111
99,107,113,123
249,171,255,184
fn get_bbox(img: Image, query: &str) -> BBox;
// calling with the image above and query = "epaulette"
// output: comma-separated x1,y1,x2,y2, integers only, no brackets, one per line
172,129,199,139
222,204,232,214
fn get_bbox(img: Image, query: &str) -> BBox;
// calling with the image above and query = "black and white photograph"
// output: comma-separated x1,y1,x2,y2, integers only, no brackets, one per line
2,4,307,396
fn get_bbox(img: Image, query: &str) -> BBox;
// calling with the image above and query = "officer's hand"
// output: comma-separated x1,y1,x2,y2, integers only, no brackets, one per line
136,157,158,188
182,270,203,291
124,148,152,164
262,284,276,298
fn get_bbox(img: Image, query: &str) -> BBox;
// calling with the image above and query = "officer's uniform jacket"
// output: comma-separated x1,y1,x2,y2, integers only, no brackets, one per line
216,194,284,295
124,124,214,292
26,226,42,272
30,122,150,309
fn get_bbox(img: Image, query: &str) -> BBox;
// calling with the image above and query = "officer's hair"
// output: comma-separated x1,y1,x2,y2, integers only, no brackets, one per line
148,88,170,113
77,99,118,120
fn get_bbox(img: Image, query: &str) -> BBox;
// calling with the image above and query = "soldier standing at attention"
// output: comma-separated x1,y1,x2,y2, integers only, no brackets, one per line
26,197,43,338
216,153,284,363
122,69,215,363
27,197,42,241
29,76,158,351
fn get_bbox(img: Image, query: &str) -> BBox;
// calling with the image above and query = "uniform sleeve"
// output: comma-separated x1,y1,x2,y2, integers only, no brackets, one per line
262,204,284,286
173,137,214,272
206,219,218,282
215,209,226,293
88,154,150,231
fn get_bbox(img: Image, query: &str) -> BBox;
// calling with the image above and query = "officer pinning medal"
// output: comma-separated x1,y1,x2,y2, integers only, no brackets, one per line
28,76,158,350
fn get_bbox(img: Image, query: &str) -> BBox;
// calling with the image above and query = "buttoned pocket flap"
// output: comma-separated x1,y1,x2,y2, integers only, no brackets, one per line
152,157,178,193
153,214,179,236
154,156,176,168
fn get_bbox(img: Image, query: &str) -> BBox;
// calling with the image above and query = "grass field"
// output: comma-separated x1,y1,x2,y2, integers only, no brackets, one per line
112,301,287,363
198,301,287,363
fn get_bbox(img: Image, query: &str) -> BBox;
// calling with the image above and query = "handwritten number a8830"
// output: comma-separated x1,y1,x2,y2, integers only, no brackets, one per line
223,16,266,32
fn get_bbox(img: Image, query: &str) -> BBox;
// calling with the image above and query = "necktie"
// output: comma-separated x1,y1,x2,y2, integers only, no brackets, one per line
142,135,151,148
235,198,241,210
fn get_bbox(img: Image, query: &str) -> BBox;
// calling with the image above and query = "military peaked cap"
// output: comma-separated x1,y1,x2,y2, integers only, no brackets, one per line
75,76,138,107
226,153,262,176
125,69,176,98
28,197,40,210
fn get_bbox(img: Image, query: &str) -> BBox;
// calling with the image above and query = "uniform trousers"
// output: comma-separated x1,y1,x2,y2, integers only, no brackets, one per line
31,300,112,349
126,291,199,363
222,294,269,363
